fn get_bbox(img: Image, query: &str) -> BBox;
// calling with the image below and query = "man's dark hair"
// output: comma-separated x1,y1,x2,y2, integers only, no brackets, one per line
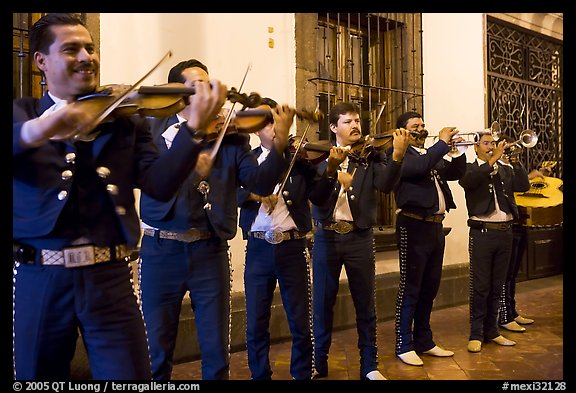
396,111,422,129
30,13,86,55
329,102,360,126
168,59,209,83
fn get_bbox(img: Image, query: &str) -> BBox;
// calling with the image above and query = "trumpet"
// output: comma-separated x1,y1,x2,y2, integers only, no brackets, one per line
450,121,502,147
421,121,502,146
508,129,538,149
504,129,538,159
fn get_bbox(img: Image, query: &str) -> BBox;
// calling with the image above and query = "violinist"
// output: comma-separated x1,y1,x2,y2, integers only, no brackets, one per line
237,99,341,380
12,14,226,380
311,102,410,380
138,61,293,380
392,111,464,366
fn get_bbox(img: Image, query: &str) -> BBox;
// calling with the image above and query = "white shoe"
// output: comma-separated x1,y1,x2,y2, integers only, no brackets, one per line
422,345,454,357
501,321,526,332
515,315,535,325
491,335,517,346
397,350,424,366
467,340,482,353
364,370,387,380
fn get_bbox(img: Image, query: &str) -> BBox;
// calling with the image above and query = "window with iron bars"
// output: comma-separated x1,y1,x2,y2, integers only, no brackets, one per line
295,13,424,231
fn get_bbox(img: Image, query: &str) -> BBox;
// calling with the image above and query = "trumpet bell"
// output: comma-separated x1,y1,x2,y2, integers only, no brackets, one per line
448,143,468,157
519,129,538,148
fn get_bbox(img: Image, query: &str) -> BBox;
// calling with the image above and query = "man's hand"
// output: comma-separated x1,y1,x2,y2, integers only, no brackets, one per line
20,101,102,147
250,193,279,214
391,128,410,161
271,104,296,153
326,146,348,175
182,79,227,131
194,151,213,179
491,139,507,163
338,171,354,191
438,126,459,144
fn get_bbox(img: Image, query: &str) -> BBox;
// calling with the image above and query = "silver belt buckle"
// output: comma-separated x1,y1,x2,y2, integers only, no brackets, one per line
63,245,96,268
264,230,285,244
180,230,201,243
333,221,353,234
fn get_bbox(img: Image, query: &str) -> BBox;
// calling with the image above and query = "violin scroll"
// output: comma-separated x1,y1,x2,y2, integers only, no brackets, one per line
296,109,324,123
288,135,332,164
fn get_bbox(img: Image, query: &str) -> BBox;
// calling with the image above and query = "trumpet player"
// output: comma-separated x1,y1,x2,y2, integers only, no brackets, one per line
497,135,543,333
391,112,466,366
458,132,530,353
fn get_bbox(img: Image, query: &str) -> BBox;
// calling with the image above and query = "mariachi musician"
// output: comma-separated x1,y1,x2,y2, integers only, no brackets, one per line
391,111,466,366
459,131,530,353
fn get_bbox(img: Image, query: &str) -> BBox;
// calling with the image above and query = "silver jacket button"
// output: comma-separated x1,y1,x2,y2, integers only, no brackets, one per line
106,184,119,195
96,166,111,178
57,190,68,200
65,152,76,163
61,170,73,180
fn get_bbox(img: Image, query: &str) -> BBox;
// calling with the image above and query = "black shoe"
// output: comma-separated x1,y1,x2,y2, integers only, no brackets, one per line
312,369,327,379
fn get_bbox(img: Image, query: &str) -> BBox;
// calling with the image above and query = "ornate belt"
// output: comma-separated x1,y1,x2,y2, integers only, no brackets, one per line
250,230,308,245
467,219,513,232
39,244,132,268
143,228,213,243
315,220,356,234
400,211,445,224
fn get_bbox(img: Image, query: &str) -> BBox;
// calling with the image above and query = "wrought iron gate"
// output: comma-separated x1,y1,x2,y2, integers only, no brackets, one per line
487,17,563,178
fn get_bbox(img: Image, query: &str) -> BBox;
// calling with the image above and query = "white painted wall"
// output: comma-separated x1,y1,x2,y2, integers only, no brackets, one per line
97,13,494,292
100,13,296,293
422,13,485,268
356,14,487,273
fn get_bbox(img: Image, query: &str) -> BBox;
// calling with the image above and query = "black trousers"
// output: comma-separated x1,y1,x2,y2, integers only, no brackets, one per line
395,214,445,355
244,237,313,380
498,224,526,325
312,227,378,378
468,227,512,341
13,260,151,380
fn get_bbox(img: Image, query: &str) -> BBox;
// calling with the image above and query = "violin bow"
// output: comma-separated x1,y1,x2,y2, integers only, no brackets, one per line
195,63,252,210
77,50,173,139
275,121,313,198
373,102,386,131
208,62,252,161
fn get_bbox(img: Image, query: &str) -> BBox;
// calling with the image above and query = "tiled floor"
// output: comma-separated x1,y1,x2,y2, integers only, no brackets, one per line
172,274,563,381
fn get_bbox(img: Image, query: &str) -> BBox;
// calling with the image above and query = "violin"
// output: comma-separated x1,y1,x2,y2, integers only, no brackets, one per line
72,82,263,140
347,130,395,165
288,135,333,164
204,109,272,140
76,83,263,118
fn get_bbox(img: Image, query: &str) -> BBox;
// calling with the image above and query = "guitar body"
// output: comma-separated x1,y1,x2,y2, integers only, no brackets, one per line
515,176,563,226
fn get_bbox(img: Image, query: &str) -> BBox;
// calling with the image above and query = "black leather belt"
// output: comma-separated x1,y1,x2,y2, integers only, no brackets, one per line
314,220,356,234
399,211,445,223
468,219,513,231
143,228,213,243
13,243,132,267
250,230,308,244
